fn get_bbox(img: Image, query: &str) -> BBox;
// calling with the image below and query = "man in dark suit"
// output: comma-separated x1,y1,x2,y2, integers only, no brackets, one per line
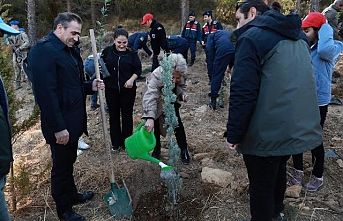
28,12,104,221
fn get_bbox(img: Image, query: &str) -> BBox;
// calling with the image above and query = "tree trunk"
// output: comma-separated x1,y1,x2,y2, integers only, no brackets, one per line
91,0,96,28
115,0,121,24
180,0,188,34
67,0,72,12
310,0,320,12
27,0,37,46
295,0,301,15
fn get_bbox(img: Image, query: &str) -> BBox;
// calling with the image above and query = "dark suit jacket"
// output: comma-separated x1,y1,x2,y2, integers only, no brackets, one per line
28,32,93,144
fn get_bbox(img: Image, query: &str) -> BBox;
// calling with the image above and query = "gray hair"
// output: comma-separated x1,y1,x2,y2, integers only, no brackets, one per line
169,53,187,76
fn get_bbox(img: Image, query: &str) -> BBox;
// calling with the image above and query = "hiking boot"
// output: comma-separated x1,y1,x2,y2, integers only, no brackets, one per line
180,149,190,165
291,169,304,185
303,175,323,191
78,139,90,150
218,99,224,108
207,97,216,110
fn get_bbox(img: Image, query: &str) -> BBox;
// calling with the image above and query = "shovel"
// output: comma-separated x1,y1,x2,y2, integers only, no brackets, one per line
89,29,132,218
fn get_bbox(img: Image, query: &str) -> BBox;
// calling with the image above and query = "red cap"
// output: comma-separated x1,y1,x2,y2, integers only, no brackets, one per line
302,12,326,29
141,13,154,25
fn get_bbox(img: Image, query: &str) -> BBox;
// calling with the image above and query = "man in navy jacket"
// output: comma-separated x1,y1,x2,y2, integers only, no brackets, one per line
128,32,152,56
28,12,104,221
205,30,234,110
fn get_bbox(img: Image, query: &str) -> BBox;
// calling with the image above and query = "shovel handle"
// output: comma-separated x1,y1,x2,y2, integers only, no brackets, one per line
89,29,116,184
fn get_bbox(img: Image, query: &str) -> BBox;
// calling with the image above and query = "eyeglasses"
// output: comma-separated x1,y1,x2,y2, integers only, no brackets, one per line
115,41,127,45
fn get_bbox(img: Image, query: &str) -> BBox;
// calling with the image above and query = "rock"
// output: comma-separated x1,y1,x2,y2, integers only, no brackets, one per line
201,167,233,187
193,153,209,160
337,159,343,168
285,184,302,198
195,105,207,114
180,171,190,179
201,158,216,167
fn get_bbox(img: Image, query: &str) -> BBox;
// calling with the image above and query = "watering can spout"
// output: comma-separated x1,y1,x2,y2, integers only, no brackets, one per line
125,122,159,164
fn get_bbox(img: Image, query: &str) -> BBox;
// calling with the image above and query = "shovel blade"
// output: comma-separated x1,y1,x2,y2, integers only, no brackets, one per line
103,185,133,218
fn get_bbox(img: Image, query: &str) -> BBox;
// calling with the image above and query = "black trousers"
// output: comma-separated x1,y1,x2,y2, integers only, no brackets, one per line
152,54,159,72
243,154,290,221
50,141,79,216
153,103,188,151
292,105,327,177
105,87,136,148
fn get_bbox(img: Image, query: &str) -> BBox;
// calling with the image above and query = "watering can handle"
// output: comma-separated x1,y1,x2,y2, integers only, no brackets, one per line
135,122,146,133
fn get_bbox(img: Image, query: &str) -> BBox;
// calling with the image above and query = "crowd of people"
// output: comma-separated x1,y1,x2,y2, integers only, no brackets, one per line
1,0,343,220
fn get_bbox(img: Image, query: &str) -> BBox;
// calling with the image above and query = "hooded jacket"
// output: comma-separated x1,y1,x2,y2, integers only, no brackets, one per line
227,10,322,156
310,23,343,105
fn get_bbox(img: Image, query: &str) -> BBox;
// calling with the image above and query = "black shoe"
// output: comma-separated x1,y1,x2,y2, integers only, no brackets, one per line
151,148,161,160
221,80,227,86
180,149,190,165
72,191,94,205
188,60,194,67
59,209,85,221
111,146,120,152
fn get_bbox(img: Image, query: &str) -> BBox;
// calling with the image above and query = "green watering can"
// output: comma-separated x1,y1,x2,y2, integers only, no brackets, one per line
125,122,172,171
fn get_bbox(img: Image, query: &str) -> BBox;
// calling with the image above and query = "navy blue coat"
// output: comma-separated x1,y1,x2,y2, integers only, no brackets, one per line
166,36,189,53
205,30,235,66
28,32,93,144
128,32,152,56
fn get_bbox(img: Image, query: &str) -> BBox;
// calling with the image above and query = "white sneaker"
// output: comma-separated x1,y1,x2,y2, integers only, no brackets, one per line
78,139,90,150
77,149,83,156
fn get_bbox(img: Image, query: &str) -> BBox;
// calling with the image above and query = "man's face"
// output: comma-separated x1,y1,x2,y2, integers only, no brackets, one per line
235,7,256,29
56,20,81,47
188,16,195,21
203,15,211,23
335,2,343,10
11,24,19,30
143,20,152,28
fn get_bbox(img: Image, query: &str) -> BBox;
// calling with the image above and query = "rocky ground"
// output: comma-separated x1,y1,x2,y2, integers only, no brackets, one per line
6,47,343,221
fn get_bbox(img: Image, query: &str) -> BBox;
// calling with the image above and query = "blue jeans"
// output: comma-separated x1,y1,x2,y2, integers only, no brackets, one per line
90,92,98,107
0,175,10,221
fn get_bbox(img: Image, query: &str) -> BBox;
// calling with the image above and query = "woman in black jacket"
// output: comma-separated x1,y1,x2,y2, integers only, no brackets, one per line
101,27,142,151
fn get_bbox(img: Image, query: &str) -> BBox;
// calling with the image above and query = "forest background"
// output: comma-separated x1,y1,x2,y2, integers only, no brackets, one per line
1,0,341,46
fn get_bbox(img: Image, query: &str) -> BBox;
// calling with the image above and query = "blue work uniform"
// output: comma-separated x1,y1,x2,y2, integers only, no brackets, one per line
128,32,152,56
205,30,235,97
166,35,189,62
